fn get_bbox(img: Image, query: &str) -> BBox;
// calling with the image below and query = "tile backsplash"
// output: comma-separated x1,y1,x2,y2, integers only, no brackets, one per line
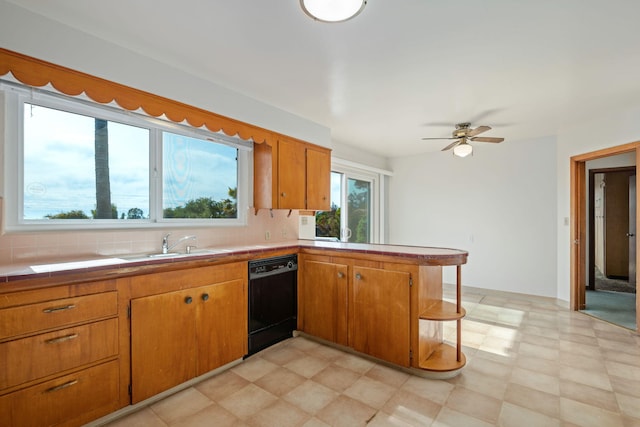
0,206,299,266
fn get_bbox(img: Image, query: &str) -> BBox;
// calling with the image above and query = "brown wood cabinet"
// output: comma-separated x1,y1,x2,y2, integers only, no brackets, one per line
0,282,120,427
298,257,349,346
130,266,247,403
253,137,331,211
298,254,412,367
351,264,411,368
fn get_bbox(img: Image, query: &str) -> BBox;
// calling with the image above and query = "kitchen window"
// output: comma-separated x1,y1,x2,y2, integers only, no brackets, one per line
1,82,250,231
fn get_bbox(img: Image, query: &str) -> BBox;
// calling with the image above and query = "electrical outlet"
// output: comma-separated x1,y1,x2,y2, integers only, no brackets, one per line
265,231,271,240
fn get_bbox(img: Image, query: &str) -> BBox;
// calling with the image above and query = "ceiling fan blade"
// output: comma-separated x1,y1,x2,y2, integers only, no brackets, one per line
422,137,457,140
467,126,491,137
441,139,462,151
471,136,504,143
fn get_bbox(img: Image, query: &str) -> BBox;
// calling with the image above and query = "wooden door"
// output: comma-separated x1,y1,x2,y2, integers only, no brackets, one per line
605,172,631,278
197,280,247,375
351,266,411,367
299,260,348,346
306,148,331,211
277,138,306,209
630,174,637,286
131,289,197,403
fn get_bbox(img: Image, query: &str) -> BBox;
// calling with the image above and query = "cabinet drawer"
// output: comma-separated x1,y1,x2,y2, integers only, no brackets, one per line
0,318,118,389
0,292,117,340
0,360,119,427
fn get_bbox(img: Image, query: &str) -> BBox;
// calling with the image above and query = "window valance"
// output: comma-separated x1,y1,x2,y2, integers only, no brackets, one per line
0,48,275,145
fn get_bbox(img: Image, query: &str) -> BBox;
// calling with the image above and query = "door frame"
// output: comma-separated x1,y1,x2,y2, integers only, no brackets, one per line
570,141,639,330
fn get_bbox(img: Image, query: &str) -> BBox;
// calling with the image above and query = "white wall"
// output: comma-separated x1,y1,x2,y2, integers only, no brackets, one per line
388,136,558,298
0,1,330,148
555,104,640,301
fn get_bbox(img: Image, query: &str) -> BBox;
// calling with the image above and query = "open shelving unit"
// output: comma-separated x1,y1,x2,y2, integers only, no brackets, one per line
417,265,466,373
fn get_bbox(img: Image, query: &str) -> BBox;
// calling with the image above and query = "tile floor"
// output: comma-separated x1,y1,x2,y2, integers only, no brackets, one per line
101,287,640,427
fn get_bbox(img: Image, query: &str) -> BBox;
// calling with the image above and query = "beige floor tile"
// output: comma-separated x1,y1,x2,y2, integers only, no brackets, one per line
559,365,613,391
315,395,377,427
510,366,560,395
171,403,239,427
309,343,347,361
365,412,416,427
284,354,331,378
365,363,410,388
432,406,495,427
560,397,624,427
498,402,561,427
560,379,619,412
517,341,559,361
343,376,397,409
150,387,213,425
260,344,307,366
504,382,560,419
253,366,307,396
246,400,310,427
616,393,640,419
452,367,508,400
300,417,331,427
194,370,250,402
333,352,376,374
622,414,640,427
559,331,600,346
478,335,518,357
610,375,640,398
217,383,278,419
288,337,322,352
606,360,640,381
466,354,514,380
311,364,362,392
603,349,640,367
106,407,167,427
382,388,442,426
515,355,560,377
400,375,454,405
231,356,279,382
283,379,339,415
444,386,502,424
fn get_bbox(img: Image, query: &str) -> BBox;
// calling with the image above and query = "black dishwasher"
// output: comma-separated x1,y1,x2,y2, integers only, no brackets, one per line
247,254,298,356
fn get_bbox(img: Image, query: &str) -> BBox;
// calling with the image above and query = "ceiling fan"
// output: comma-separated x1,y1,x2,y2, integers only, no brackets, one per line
422,122,504,157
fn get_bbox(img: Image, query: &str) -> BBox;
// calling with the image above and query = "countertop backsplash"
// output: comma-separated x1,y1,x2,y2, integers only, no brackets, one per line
0,207,299,266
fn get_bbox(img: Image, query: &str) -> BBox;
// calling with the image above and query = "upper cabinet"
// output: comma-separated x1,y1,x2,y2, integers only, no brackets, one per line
254,137,331,211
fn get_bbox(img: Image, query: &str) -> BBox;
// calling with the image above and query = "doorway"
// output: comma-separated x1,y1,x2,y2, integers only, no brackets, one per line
571,143,639,331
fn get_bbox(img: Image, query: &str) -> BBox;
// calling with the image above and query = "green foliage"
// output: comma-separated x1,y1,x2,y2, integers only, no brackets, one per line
45,210,90,219
127,208,145,219
163,188,237,219
315,204,340,239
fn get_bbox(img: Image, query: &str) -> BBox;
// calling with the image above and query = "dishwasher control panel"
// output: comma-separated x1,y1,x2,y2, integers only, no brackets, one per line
249,254,298,279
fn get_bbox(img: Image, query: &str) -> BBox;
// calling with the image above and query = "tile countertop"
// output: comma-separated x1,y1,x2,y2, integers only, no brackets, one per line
0,240,468,284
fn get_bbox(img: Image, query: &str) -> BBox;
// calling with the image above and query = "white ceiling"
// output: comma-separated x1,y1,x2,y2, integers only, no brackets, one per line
8,0,640,158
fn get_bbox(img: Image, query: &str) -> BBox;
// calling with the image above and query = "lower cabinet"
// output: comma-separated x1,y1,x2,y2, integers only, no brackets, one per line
299,259,349,346
131,278,247,403
298,254,412,367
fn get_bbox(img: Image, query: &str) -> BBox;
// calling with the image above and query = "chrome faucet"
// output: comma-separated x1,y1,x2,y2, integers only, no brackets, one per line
161,233,197,254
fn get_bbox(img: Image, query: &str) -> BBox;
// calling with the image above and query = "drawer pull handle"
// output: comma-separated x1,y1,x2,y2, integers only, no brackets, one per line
45,333,78,344
43,304,76,313
45,379,78,393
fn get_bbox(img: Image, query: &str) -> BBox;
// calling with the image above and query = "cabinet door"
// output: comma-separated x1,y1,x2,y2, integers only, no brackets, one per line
351,266,411,367
131,289,197,403
299,260,348,346
277,138,306,209
306,148,331,211
197,279,247,375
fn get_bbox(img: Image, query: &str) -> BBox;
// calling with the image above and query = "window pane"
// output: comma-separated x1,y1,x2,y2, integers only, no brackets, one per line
316,171,342,239
23,104,150,220
162,132,238,218
347,178,371,243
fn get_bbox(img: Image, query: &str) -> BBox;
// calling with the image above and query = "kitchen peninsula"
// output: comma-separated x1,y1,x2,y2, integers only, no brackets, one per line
0,240,467,427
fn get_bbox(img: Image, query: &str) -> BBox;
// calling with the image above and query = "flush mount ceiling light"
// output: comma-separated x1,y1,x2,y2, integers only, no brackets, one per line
453,141,473,158
300,0,367,23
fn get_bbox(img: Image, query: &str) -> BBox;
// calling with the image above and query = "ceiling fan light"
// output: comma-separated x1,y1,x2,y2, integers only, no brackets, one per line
300,0,366,23
453,142,473,157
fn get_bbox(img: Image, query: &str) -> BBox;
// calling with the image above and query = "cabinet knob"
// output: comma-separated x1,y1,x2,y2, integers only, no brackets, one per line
355,273,362,280
185,296,193,304
337,272,344,278
281,192,287,198
201,293,209,301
